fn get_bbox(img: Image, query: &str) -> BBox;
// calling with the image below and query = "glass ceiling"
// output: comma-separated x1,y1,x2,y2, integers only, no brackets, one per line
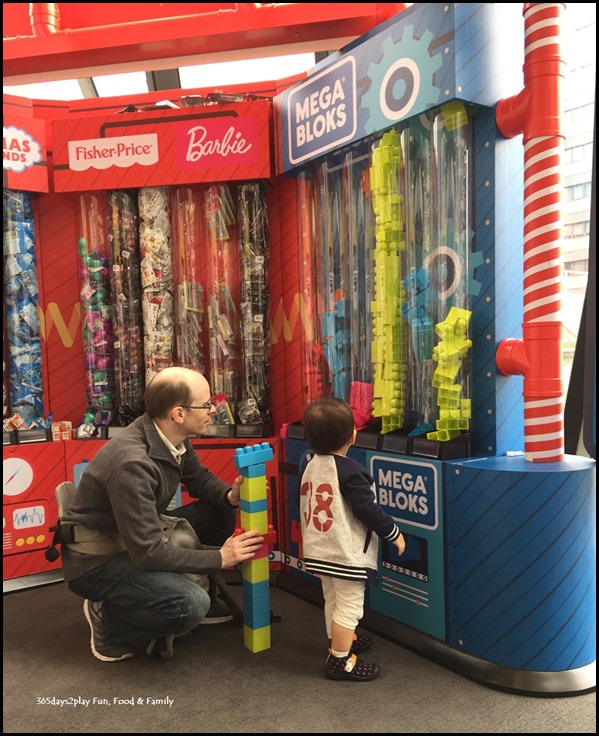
2,53,317,101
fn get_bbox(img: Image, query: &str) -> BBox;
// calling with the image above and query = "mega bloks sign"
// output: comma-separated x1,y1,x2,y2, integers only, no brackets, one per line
51,100,272,192
3,113,48,193
275,2,523,173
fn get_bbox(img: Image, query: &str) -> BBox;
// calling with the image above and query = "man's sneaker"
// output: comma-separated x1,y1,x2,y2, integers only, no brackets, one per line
146,634,175,659
325,652,379,682
146,630,192,659
197,599,234,625
83,600,134,663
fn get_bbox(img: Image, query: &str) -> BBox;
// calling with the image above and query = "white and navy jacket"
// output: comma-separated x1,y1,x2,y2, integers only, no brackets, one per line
299,453,401,582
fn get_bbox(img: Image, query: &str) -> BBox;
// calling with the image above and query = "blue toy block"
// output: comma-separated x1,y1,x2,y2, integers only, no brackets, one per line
239,463,267,478
233,442,274,469
243,584,271,629
335,299,350,318
321,311,336,338
239,497,269,514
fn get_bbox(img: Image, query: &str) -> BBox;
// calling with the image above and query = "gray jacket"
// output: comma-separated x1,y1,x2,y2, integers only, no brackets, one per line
61,414,231,581
300,453,401,582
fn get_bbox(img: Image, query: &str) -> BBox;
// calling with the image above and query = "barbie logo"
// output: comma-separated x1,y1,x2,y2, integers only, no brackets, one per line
178,118,258,167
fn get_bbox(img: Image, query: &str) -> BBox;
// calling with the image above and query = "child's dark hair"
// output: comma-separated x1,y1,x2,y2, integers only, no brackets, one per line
304,398,355,455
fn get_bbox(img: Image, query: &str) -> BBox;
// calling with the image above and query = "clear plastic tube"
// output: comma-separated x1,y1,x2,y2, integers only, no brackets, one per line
108,189,145,423
3,189,44,423
138,186,175,384
427,104,473,439
346,146,376,428
204,184,241,415
77,192,115,419
172,187,206,374
401,119,436,427
369,129,408,433
297,171,327,411
237,182,271,425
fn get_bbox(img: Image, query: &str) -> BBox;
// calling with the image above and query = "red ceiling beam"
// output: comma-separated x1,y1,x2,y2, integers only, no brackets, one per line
3,3,408,84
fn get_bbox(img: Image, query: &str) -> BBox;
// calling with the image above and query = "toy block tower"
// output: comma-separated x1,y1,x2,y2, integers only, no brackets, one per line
428,307,472,441
233,442,275,653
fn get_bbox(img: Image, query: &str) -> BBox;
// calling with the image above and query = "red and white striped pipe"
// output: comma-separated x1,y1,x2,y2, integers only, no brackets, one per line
495,3,565,462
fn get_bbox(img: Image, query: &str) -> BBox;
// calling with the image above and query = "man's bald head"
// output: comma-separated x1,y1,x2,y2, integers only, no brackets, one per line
144,367,209,419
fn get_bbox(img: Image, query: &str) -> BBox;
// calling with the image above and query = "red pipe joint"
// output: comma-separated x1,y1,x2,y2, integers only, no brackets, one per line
497,3,565,142
496,58,564,142
497,322,563,399
29,3,61,37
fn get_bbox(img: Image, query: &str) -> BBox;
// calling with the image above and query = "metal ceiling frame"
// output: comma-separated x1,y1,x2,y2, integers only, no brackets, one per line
3,3,408,85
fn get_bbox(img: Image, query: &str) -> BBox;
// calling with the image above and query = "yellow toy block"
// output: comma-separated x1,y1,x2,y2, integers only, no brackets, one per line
242,557,270,584
240,509,268,534
243,625,271,653
240,475,269,502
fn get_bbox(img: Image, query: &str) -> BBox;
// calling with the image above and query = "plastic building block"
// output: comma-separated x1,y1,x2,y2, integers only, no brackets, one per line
233,442,275,652
233,442,274,469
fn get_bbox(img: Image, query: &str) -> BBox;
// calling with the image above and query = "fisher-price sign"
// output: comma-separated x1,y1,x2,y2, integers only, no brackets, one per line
52,101,272,192
68,134,159,171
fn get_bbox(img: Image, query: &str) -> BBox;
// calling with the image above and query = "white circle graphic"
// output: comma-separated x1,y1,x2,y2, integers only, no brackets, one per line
3,457,34,497
379,57,421,121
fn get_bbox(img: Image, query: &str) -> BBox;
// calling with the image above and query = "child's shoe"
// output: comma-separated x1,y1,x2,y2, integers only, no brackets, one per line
324,651,379,681
328,630,373,655
351,630,373,654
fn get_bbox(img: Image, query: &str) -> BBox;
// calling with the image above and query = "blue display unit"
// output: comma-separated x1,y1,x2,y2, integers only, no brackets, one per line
279,436,595,695
366,452,445,641
275,3,596,695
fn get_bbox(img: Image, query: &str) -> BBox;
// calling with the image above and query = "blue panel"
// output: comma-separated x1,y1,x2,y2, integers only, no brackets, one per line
469,106,525,457
444,455,596,671
367,451,446,639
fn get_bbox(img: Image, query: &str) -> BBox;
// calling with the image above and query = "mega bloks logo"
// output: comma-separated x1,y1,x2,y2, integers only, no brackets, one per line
287,56,357,165
3,126,43,173
370,455,438,530
67,134,158,171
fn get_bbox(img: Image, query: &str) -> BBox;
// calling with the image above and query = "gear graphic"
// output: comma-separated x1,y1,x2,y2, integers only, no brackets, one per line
422,231,483,300
361,27,444,135
468,245,484,297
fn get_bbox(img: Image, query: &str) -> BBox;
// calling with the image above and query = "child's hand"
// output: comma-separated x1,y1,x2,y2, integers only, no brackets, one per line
394,533,406,556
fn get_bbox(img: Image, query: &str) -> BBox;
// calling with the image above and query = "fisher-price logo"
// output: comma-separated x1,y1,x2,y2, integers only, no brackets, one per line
3,126,42,173
67,134,158,171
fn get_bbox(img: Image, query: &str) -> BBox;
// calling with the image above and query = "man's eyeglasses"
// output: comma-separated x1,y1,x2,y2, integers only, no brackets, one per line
181,401,213,411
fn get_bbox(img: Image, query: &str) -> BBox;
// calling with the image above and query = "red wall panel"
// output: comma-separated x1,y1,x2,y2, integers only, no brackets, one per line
3,441,66,580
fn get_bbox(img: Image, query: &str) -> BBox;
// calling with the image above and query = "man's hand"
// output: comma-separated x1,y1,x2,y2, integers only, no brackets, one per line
227,475,243,507
220,529,264,568
394,533,406,556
